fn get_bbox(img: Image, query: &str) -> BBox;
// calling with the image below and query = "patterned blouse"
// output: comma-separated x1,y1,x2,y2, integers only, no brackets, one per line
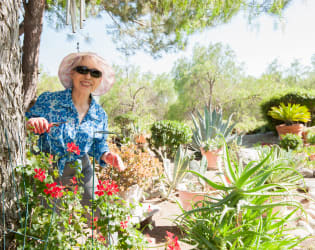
26,88,109,175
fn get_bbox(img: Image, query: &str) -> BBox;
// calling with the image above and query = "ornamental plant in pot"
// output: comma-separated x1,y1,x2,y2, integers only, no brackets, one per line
191,104,242,169
200,136,224,170
177,156,218,211
268,103,311,139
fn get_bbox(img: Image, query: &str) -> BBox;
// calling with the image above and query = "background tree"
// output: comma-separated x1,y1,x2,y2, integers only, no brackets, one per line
100,64,176,129
21,0,292,110
168,43,243,120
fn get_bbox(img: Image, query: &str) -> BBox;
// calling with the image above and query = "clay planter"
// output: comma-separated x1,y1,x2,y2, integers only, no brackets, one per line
178,190,206,211
134,134,146,144
310,154,315,161
200,147,223,170
276,124,304,139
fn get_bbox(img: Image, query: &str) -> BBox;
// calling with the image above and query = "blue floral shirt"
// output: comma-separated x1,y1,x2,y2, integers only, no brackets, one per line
26,88,109,175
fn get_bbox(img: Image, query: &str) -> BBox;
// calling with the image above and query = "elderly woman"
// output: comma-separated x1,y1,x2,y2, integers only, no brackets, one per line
26,52,125,206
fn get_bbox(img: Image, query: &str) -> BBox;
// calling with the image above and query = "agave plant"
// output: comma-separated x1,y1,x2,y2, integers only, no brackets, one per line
175,143,307,249
191,105,242,152
268,103,311,126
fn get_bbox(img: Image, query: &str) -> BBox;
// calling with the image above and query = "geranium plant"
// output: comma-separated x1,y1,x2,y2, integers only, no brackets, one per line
13,132,148,249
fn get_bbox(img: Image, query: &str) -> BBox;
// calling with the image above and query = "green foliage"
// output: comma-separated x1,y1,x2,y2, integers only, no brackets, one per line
279,133,303,151
114,112,138,137
268,103,311,126
37,70,64,95
168,43,244,120
46,0,290,56
163,145,194,197
150,120,192,157
261,89,315,129
306,132,315,145
14,133,148,249
176,145,305,249
191,105,242,152
100,65,176,127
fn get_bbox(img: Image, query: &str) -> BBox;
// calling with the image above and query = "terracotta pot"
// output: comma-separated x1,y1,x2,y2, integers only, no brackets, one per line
276,124,304,139
310,154,315,161
178,190,206,211
134,134,146,144
200,147,222,170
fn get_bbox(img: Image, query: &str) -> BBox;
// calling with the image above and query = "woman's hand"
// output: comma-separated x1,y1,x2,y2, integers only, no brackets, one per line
102,152,126,172
26,117,51,134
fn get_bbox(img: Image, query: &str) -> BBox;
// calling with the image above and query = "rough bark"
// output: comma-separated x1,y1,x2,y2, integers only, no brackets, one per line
22,0,45,111
0,0,25,247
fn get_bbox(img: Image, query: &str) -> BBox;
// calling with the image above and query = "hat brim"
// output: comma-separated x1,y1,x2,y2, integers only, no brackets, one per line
58,52,115,96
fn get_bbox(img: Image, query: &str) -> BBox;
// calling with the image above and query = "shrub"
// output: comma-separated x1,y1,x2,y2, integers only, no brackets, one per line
114,112,138,137
306,132,315,145
260,89,315,130
279,133,303,150
98,143,163,192
150,120,192,157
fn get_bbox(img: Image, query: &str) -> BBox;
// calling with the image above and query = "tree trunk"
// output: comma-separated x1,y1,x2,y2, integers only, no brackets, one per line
22,0,45,111
0,0,25,247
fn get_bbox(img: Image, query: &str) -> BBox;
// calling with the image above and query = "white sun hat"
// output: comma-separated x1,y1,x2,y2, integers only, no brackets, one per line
58,52,115,96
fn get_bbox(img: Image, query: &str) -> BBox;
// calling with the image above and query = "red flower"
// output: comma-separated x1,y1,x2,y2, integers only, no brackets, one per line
71,176,77,185
95,180,119,197
120,220,128,229
48,154,54,165
98,233,106,244
90,217,99,229
67,142,80,155
44,182,64,198
148,205,152,212
165,231,181,250
34,168,46,182
74,185,78,194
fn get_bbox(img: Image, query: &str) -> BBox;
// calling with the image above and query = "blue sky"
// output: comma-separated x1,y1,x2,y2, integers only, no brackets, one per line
39,0,315,78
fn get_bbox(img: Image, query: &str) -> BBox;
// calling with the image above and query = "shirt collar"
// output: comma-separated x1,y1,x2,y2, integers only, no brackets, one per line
60,88,101,121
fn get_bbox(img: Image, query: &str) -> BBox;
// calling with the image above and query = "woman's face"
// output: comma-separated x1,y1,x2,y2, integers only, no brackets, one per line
71,56,102,95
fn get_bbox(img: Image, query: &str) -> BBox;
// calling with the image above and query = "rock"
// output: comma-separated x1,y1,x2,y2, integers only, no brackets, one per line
238,148,260,165
306,209,315,220
298,168,314,178
297,220,314,235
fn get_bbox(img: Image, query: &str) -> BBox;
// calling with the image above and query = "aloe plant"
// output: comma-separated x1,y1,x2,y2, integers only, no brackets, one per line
175,143,307,249
163,145,193,197
268,103,311,126
191,105,242,152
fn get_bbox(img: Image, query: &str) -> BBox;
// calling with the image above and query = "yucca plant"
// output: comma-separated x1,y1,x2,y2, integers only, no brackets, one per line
191,105,242,152
268,103,311,126
175,143,307,249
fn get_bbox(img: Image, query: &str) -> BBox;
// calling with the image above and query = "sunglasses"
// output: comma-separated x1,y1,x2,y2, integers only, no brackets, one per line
73,66,102,78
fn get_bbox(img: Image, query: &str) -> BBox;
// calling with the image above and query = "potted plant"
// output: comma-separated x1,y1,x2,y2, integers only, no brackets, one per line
200,136,224,170
268,103,311,139
131,123,147,144
177,157,217,210
191,105,242,169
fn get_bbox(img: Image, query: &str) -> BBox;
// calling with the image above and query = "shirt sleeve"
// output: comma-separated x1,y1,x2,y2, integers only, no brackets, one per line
88,115,109,167
25,92,51,120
